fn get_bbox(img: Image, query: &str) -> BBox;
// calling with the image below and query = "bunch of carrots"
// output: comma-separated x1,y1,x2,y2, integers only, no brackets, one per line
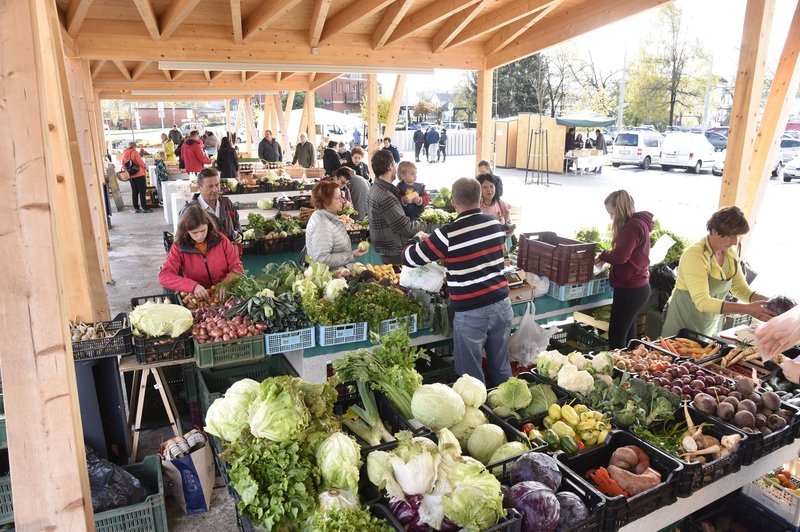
652,337,722,360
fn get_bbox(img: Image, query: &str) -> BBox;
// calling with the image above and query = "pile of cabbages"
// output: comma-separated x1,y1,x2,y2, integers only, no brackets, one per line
503,452,591,531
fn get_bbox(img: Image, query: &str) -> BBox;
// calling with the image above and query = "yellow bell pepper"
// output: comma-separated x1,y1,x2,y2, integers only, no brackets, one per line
548,404,562,420
561,405,580,426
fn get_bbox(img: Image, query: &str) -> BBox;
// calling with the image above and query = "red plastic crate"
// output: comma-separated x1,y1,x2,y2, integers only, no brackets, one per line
517,232,596,284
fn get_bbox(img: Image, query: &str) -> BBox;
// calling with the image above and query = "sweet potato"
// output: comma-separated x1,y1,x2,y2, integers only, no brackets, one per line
607,465,662,496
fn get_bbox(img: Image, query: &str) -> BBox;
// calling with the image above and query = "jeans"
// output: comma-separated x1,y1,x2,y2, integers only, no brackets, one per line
453,298,513,387
414,142,423,161
608,284,651,348
437,145,446,162
130,176,147,210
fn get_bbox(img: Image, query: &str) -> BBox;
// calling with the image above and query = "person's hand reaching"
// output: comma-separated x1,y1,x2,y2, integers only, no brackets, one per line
756,305,800,359
193,284,209,301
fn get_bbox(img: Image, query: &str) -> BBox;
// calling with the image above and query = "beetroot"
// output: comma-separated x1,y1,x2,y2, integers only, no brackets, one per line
765,295,797,315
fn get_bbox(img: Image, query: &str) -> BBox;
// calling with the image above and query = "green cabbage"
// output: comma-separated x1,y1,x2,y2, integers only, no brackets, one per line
257,198,273,210
436,428,462,458
411,383,465,430
488,441,529,464
452,375,487,408
522,384,558,417
486,377,532,411
466,424,507,464
449,407,487,447
248,378,310,441
316,432,362,492
441,470,505,530
129,302,192,338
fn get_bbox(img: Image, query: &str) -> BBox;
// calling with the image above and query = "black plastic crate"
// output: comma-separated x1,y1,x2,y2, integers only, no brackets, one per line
557,430,682,530
549,323,609,355
348,228,369,245
683,491,796,532
377,494,523,532
416,352,458,385
133,333,194,364
631,406,747,497
163,231,174,253
492,453,606,532
71,313,133,360
260,236,293,255
368,504,405,530
130,292,181,309
333,387,425,457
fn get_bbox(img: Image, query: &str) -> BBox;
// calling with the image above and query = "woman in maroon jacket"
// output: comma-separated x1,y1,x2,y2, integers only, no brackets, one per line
159,205,243,300
595,190,654,348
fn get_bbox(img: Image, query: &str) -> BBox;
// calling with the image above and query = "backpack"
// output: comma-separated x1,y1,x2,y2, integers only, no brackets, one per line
124,157,140,176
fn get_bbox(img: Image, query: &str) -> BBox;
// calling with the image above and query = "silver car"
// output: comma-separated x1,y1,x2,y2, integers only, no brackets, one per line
780,137,800,164
784,154,800,182
712,148,783,179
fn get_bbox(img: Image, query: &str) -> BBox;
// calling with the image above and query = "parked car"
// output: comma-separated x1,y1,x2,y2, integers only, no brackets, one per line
180,121,206,135
780,137,800,164
711,148,783,179
784,154,800,182
659,132,717,173
442,122,464,130
704,130,728,151
610,130,662,169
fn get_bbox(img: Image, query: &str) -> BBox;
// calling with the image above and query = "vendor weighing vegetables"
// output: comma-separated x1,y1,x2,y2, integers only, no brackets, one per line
159,205,242,300
663,206,774,336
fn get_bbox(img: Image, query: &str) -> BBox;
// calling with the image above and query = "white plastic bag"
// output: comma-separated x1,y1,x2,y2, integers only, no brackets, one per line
508,302,559,366
399,262,447,293
650,234,676,265
755,305,800,360
525,273,550,298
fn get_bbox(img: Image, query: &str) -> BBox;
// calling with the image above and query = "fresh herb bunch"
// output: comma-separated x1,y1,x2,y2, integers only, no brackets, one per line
632,422,688,458
333,329,429,419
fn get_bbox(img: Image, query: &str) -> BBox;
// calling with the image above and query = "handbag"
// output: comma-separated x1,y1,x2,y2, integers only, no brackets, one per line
124,158,140,176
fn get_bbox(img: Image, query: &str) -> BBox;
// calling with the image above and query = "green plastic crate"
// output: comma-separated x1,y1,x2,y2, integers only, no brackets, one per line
197,355,299,417
0,455,166,531
194,334,266,368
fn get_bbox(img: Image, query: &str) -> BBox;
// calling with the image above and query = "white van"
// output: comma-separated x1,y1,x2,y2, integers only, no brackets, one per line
660,132,717,174
610,130,662,169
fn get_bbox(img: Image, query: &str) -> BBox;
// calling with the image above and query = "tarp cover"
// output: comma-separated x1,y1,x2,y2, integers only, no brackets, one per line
556,110,615,127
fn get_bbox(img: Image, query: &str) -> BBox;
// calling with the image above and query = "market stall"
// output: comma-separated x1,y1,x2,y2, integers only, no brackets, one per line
557,111,615,174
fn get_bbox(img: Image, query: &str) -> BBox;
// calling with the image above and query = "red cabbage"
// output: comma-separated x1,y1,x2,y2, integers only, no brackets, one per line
555,491,590,530
510,452,563,491
507,481,560,532
766,295,797,316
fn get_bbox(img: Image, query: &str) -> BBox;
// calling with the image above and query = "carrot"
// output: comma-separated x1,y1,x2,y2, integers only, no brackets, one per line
590,467,628,497
661,338,679,355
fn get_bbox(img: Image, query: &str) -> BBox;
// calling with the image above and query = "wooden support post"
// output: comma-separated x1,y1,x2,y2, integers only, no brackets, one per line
307,89,316,152
274,94,289,159
263,94,274,135
384,75,407,142
719,0,775,208
367,74,379,175
232,98,243,146
244,96,255,156
299,94,309,142
476,67,494,164
741,0,800,250
1,0,93,528
224,98,232,139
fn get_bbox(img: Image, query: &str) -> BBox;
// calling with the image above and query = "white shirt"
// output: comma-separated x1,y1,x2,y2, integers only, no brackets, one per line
197,194,220,218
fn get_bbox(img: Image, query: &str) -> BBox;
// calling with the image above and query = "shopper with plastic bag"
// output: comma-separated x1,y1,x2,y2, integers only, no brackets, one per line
756,305,800,382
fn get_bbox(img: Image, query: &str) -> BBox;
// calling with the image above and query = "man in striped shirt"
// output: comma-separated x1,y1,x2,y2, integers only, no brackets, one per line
402,177,513,386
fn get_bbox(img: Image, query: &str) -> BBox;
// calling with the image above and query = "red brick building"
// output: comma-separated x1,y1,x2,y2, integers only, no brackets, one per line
316,73,367,114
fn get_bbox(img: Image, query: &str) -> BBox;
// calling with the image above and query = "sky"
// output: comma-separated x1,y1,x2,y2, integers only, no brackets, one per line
379,0,797,104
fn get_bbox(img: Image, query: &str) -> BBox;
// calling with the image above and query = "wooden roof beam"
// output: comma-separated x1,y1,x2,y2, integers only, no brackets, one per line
203,69,212,81
372,0,415,50
311,73,343,90
210,70,225,81
320,0,394,44
171,69,187,80
486,0,670,69
112,59,131,80
243,0,304,43
66,0,93,37
385,0,482,47
130,61,151,81
483,0,562,55
160,0,202,40
446,0,558,49
246,71,262,81
231,0,243,43
90,59,106,78
309,0,332,48
241,70,247,82
133,0,161,40
163,69,172,81
430,0,490,52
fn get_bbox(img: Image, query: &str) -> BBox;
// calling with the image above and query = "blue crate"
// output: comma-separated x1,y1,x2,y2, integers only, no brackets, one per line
317,322,368,347
265,327,315,355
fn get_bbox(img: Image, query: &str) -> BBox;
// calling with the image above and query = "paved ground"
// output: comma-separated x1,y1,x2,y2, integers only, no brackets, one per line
105,152,798,530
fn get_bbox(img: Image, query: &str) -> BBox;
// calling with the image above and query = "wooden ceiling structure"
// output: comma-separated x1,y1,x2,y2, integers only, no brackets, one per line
2,0,800,528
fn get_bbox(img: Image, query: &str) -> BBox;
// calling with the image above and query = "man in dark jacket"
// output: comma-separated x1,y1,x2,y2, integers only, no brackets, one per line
181,168,242,245
424,127,440,163
322,140,342,176
413,128,425,162
381,137,401,163
292,132,316,168
402,177,512,386
168,125,182,145
437,129,448,163
258,130,282,163
367,149,425,264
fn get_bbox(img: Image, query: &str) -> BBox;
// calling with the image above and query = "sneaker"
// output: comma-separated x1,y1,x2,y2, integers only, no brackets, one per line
142,208,153,213
134,208,143,213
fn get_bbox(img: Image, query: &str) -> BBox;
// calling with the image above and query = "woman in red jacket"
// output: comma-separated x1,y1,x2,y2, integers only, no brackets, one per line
160,205,243,300
121,142,151,213
595,190,654,348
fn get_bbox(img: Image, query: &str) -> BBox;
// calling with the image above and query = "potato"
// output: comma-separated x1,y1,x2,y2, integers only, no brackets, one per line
734,410,755,429
761,391,781,412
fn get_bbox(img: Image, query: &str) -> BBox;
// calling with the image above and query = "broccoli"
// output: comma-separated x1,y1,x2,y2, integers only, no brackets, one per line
614,400,644,428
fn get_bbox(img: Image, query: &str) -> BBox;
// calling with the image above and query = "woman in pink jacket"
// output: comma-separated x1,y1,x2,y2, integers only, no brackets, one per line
160,205,243,300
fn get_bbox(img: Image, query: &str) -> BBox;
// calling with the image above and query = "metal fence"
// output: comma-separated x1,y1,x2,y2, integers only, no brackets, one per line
389,130,476,156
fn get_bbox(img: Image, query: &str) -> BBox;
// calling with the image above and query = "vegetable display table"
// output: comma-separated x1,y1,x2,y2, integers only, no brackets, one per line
283,293,612,383
618,442,800,531
119,355,193,464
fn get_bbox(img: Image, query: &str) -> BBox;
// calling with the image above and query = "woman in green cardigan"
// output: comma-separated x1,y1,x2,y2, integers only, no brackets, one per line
662,206,775,336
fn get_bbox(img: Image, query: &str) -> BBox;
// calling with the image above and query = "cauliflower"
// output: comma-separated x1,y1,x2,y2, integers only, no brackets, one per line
243,229,257,240
535,350,566,380
323,278,348,302
557,363,594,395
590,351,615,376
566,351,590,371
